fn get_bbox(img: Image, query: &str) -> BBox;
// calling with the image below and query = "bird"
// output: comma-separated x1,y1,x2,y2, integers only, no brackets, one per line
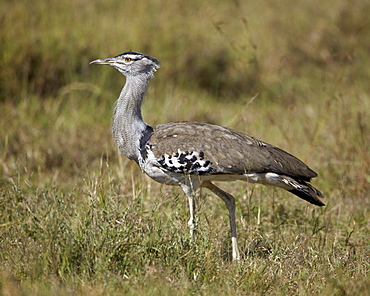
90,51,324,261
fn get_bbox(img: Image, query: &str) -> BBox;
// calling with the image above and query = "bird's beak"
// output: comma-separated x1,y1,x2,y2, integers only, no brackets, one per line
89,58,115,65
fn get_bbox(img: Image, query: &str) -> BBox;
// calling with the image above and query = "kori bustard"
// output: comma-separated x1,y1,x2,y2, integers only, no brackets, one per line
90,51,324,261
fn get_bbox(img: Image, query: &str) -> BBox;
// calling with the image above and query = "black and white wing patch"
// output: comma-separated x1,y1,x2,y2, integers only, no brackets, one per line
157,150,219,175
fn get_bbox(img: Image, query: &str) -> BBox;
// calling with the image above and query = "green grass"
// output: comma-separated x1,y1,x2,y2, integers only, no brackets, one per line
1,0,369,295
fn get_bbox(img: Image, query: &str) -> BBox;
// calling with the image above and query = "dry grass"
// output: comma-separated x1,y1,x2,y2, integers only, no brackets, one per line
1,0,369,295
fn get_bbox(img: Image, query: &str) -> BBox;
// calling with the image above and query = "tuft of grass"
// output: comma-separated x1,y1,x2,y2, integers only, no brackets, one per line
1,0,369,295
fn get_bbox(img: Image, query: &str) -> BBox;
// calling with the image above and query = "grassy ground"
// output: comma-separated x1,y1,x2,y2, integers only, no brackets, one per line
1,0,369,295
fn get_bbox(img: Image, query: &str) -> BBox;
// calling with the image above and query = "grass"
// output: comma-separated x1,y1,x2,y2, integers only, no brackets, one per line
1,0,369,294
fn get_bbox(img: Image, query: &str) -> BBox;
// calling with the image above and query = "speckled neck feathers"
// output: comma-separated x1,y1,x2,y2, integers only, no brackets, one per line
112,73,153,162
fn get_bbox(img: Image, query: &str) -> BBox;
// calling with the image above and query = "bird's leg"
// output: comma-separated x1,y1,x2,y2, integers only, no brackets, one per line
203,181,240,261
181,182,199,241
187,195,197,239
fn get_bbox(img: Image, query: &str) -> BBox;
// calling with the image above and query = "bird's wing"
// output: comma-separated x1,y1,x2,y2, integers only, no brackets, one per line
147,121,317,180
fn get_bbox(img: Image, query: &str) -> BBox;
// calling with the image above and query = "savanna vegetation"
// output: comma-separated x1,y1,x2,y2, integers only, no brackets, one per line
1,0,369,295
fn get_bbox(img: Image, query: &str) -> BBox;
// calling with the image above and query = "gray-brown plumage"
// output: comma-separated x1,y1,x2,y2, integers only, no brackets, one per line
149,121,323,206
90,51,324,261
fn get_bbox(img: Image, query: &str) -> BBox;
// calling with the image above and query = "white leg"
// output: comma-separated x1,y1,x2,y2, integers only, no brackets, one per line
203,181,240,261
188,196,197,238
181,182,200,240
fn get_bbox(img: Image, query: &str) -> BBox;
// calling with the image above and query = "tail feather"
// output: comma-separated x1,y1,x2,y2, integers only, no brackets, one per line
289,185,325,206
280,176,325,206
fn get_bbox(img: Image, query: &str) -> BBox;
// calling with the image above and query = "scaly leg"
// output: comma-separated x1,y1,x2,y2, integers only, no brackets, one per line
203,181,240,261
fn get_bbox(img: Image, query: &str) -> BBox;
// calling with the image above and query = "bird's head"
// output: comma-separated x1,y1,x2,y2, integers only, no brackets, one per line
90,51,160,77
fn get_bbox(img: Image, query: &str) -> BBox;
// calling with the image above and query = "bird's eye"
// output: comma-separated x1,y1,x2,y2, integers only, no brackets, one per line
124,57,131,62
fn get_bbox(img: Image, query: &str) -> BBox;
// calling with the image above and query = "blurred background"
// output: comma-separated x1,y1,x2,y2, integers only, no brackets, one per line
2,0,369,100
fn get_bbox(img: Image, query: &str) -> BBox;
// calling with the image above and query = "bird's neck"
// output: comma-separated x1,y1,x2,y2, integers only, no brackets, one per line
112,73,152,162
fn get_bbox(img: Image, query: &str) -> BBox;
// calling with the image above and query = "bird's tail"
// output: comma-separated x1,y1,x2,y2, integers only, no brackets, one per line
289,185,325,206
280,176,325,206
